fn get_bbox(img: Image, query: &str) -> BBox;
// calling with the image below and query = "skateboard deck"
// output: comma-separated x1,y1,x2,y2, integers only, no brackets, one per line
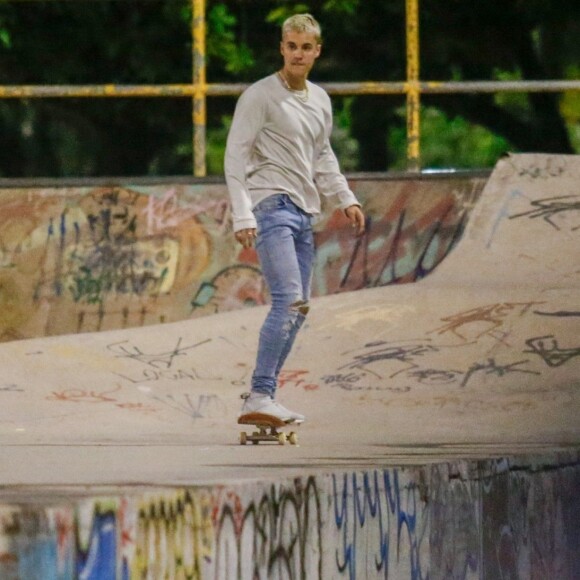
238,412,299,445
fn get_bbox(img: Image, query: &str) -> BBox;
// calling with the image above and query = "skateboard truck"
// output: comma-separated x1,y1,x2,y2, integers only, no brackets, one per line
239,424,298,446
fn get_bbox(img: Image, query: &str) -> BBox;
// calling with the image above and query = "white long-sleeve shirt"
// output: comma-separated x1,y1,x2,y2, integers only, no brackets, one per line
224,73,360,232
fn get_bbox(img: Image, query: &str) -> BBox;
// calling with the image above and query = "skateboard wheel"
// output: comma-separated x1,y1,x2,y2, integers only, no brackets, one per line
277,433,286,445
288,432,298,445
240,432,247,445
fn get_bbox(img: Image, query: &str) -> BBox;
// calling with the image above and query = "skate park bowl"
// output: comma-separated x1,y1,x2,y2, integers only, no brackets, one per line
0,153,578,578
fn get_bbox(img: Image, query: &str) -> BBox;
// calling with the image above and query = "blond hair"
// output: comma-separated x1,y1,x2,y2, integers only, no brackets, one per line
282,14,322,44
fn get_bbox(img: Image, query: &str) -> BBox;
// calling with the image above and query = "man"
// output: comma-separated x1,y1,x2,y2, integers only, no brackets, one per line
225,13,365,424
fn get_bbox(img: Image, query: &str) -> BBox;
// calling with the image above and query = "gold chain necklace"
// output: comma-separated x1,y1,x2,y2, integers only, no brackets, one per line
277,71,309,102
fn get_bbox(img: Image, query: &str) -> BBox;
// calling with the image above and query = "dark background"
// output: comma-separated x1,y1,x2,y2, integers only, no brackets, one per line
0,0,578,177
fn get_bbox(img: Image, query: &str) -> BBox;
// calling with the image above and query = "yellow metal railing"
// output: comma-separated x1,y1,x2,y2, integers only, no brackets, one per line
406,0,420,172
1,0,579,175
192,0,206,176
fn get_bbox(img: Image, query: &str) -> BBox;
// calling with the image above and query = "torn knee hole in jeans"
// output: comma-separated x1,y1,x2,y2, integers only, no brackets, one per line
290,299,310,316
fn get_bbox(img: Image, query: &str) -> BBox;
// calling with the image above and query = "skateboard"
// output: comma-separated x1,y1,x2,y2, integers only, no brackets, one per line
238,413,299,445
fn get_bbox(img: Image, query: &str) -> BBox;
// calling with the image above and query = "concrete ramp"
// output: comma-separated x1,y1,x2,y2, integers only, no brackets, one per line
0,154,578,578
428,153,578,286
0,153,578,486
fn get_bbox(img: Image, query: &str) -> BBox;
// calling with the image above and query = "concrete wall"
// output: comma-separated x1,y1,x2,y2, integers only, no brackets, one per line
1,454,578,579
0,174,486,341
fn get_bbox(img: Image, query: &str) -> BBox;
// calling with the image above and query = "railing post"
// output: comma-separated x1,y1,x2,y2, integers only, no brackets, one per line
406,0,420,172
192,0,207,176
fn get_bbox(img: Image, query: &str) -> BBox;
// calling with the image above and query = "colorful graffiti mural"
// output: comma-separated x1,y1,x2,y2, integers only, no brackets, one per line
1,457,578,579
0,176,485,342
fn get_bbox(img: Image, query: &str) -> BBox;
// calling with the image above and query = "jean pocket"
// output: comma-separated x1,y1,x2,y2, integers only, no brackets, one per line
253,194,288,214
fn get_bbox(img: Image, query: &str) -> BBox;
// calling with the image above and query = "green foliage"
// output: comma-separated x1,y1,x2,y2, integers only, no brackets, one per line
561,65,580,151
388,106,512,170
0,0,578,177
322,0,360,16
266,5,311,26
492,68,532,123
0,28,10,50
206,115,232,175
207,4,254,74
331,97,359,171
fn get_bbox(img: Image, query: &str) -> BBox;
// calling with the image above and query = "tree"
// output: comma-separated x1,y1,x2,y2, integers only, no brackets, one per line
0,0,578,177
420,0,578,157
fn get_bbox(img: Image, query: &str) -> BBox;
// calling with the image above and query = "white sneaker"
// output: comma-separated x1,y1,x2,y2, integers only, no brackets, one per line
239,393,293,422
239,393,292,422
273,402,305,424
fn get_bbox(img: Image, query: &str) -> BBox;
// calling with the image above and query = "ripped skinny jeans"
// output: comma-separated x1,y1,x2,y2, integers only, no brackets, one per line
251,194,315,398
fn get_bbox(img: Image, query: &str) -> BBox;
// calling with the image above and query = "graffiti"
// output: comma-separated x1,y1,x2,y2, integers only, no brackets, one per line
405,368,464,386
321,372,411,393
68,261,169,305
460,357,540,388
0,458,579,578
524,335,580,368
128,490,213,579
337,339,441,379
47,385,121,403
46,385,158,414
60,207,139,301
142,188,233,236
397,357,539,389
0,383,24,392
22,187,180,308
146,393,227,420
83,188,139,243
214,477,322,579
0,507,76,580
314,187,474,294
113,402,159,415
428,302,542,342
321,372,361,387
76,502,117,580
485,189,526,248
332,469,429,580
143,188,198,234
191,265,267,315
107,337,210,369
64,188,175,303
512,155,567,180
115,366,222,385
278,369,319,391
534,309,580,318
229,362,252,387
430,465,479,579
481,459,580,580
0,176,483,341
508,194,580,231
318,304,415,334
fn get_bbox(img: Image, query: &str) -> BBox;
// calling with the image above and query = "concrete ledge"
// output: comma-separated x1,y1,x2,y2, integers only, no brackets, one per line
1,454,578,579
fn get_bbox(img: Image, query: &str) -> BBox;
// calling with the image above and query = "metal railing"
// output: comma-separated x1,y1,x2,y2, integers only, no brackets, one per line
1,0,579,175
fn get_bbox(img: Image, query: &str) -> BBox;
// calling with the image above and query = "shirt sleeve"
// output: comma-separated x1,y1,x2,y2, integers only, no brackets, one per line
313,95,360,210
224,87,266,232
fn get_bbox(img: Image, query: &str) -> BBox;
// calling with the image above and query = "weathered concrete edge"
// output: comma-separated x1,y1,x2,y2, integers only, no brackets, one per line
0,169,492,189
1,450,577,504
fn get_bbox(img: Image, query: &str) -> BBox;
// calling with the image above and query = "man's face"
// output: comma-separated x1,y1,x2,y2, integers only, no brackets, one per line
280,30,321,77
